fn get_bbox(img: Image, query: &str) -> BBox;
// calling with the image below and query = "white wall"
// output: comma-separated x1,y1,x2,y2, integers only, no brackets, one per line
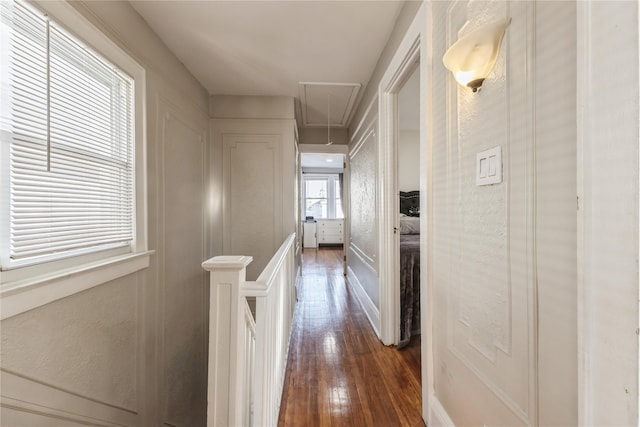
578,1,639,425
398,66,420,192
299,127,349,146
0,1,212,425
398,130,420,191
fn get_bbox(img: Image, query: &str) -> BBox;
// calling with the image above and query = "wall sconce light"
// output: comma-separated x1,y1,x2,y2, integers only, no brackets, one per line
443,17,511,92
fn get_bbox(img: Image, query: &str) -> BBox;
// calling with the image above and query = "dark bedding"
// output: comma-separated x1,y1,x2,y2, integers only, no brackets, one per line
398,234,420,349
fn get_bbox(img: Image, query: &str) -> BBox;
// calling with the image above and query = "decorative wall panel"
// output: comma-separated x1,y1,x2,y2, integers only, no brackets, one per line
434,1,537,425
348,120,379,310
349,126,378,265
0,274,139,412
223,134,281,281
159,100,208,427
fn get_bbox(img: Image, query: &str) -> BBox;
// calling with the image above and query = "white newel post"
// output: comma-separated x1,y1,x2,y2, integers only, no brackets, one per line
202,255,253,427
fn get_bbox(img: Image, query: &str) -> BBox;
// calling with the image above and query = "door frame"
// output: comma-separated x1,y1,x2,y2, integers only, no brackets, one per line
576,1,640,424
377,2,432,422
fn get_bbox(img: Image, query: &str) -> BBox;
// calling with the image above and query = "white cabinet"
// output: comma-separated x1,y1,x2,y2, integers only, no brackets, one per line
303,221,318,248
317,219,343,245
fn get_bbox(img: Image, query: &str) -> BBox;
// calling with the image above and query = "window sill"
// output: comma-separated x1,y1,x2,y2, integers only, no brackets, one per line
0,250,154,320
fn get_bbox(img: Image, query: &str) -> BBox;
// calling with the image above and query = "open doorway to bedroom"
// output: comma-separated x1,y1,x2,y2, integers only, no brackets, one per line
376,13,427,419
396,64,421,350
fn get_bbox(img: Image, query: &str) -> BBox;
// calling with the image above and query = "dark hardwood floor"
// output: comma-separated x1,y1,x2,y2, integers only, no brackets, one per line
278,246,424,427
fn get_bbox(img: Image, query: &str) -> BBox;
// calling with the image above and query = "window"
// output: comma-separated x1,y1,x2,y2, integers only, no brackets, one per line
305,179,328,219
303,174,343,219
0,0,147,308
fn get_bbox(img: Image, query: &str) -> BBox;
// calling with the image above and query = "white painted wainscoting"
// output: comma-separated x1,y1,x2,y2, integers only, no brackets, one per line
203,233,297,427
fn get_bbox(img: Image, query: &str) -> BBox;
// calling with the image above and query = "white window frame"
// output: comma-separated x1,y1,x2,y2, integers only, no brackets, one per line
303,174,343,220
0,0,150,319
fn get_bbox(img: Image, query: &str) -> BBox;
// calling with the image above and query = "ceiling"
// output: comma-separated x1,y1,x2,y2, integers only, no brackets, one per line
300,153,345,169
129,1,405,128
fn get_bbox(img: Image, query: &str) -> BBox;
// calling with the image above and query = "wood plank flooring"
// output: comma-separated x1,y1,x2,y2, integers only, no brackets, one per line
278,246,424,427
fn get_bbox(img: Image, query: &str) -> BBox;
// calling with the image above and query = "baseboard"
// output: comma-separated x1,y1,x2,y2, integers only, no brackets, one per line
346,266,380,338
430,396,456,427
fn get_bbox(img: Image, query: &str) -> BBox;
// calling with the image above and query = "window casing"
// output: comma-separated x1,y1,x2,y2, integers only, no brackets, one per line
0,0,148,309
303,174,343,220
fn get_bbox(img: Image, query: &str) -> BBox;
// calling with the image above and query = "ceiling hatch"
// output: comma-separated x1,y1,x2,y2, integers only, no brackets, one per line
298,82,361,128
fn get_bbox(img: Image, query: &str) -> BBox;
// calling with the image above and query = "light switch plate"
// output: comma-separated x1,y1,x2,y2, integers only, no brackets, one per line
476,146,502,186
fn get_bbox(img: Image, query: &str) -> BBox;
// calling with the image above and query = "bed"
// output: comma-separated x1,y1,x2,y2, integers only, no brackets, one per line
398,191,421,349
399,224,420,348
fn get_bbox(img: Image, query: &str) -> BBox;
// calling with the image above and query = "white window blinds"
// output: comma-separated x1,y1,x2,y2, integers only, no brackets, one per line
0,0,134,266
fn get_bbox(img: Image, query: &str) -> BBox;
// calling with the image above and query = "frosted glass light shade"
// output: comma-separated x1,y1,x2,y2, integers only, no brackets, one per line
443,18,511,92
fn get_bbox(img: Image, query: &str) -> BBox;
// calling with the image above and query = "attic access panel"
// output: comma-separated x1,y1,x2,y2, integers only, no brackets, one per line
298,82,361,128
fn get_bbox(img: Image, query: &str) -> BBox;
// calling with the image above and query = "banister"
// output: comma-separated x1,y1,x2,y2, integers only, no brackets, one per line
202,255,253,271
203,232,298,427
254,233,296,287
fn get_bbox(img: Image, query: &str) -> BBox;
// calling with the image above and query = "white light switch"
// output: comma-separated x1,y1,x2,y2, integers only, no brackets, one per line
476,146,502,186
479,157,488,178
488,155,497,176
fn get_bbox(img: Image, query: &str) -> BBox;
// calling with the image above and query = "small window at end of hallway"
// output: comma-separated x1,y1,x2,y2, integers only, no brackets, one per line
303,174,343,219
0,0,148,288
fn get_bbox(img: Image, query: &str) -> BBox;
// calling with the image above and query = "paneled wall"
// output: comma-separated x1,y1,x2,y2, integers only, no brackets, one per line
156,98,209,426
0,1,212,425
348,113,380,323
430,1,576,425
210,96,298,281
346,0,422,335
346,0,585,425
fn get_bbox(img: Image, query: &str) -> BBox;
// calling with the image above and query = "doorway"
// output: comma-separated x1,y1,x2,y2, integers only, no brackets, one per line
376,6,428,421
395,65,421,349
299,150,348,275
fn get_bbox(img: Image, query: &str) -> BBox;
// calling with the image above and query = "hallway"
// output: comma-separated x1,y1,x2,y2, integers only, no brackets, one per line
278,247,424,426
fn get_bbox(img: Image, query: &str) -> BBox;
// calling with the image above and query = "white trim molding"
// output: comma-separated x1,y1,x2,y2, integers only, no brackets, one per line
429,397,456,427
576,1,640,425
346,265,380,338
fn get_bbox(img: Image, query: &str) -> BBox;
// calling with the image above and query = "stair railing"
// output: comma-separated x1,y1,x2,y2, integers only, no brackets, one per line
202,233,297,426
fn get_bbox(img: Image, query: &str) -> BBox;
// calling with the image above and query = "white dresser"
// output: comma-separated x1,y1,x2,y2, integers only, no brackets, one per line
303,221,318,248
317,219,343,245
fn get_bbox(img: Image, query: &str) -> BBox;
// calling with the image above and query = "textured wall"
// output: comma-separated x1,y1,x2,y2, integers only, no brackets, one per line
1,275,139,411
346,0,420,323
348,120,380,309
430,1,577,426
350,130,378,262
0,1,211,425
